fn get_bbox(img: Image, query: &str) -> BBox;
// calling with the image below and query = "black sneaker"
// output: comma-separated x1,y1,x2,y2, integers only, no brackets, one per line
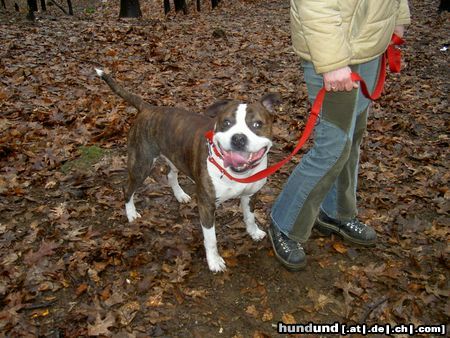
315,210,377,246
268,223,306,271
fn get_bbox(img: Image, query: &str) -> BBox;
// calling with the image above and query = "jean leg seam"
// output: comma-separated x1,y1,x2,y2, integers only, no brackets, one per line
289,136,351,241
286,117,349,225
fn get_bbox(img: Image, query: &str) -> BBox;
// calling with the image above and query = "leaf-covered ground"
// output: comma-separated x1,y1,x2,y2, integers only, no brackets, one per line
0,0,448,336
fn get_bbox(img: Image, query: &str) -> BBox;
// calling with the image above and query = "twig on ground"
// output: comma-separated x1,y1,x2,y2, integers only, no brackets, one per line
48,0,68,15
359,295,390,323
19,300,57,312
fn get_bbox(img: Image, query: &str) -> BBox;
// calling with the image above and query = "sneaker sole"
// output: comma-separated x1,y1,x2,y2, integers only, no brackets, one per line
315,219,376,246
268,227,307,271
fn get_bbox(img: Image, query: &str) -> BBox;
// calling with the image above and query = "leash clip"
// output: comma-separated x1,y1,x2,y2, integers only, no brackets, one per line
207,141,213,157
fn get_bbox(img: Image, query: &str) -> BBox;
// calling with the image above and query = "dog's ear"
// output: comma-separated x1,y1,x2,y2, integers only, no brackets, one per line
260,93,281,113
205,99,233,118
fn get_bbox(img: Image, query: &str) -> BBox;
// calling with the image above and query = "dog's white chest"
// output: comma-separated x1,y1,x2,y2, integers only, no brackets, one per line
207,158,267,205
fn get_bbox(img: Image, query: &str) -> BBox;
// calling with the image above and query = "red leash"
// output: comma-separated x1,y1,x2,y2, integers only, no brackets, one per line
206,35,404,183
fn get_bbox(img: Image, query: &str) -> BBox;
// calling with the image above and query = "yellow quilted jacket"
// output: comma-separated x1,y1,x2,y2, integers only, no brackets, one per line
290,0,411,73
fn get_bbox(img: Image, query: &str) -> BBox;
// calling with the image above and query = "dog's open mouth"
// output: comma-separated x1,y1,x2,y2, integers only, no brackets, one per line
219,145,267,173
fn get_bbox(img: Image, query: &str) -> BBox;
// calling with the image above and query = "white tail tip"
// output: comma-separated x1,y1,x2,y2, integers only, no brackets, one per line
95,68,104,77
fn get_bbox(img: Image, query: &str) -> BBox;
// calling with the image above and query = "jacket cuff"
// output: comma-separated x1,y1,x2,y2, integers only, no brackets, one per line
313,59,351,75
396,0,411,26
395,17,411,26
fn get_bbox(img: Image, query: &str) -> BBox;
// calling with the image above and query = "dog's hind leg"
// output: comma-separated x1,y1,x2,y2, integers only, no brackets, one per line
241,195,266,241
163,156,191,203
125,144,159,222
125,191,141,223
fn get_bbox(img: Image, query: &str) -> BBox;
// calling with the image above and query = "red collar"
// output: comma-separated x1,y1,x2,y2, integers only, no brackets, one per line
205,130,222,159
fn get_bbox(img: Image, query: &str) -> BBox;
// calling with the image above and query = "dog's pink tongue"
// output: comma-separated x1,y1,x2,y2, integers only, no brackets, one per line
223,152,248,168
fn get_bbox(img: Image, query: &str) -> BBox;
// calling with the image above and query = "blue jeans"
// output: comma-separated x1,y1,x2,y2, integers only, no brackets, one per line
271,57,380,243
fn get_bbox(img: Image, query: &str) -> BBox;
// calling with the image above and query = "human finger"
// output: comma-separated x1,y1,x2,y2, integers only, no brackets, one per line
344,79,354,91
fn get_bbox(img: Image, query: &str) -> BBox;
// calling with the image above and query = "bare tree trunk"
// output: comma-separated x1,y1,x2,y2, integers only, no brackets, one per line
119,0,142,18
439,0,449,12
67,0,73,15
212,0,220,9
164,0,219,15
164,0,170,14
1,0,6,9
174,0,187,14
164,0,188,14
27,0,37,20
28,0,38,11
40,0,46,11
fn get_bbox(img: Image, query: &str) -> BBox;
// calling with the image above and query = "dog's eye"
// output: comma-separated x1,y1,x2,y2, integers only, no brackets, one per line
222,119,232,128
252,121,263,129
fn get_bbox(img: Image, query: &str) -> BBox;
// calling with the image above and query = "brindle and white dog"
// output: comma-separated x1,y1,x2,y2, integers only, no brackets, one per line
96,68,279,272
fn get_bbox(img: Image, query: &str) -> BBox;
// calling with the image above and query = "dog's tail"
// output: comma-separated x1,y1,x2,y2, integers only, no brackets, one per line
95,68,147,111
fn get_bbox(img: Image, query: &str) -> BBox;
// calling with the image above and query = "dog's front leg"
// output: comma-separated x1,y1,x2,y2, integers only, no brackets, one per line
241,195,266,241
198,196,226,272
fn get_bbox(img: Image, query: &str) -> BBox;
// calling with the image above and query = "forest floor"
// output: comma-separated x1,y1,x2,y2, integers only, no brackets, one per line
0,0,448,336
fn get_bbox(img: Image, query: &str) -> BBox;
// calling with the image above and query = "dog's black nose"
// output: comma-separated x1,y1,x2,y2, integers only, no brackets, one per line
231,133,247,150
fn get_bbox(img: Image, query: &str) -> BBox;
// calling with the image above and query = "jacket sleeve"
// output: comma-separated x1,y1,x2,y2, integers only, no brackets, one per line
293,0,351,74
396,0,411,26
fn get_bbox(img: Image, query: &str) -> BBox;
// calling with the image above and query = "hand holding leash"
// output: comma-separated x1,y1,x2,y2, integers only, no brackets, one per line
323,66,359,92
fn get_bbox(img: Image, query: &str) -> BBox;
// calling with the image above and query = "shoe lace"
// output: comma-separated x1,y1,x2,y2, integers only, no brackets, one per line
276,231,303,252
345,219,365,234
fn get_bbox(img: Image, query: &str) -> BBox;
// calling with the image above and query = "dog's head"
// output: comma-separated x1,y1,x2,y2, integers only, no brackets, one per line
206,93,280,173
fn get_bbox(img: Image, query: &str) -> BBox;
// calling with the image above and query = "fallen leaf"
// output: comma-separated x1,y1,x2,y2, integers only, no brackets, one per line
146,293,164,307
253,331,271,338
24,240,60,265
281,312,296,324
75,283,88,297
88,268,101,283
316,294,335,311
182,287,209,299
261,308,273,322
104,290,125,308
224,256,238,267
245,305,258,318
118,301,140,326
30,309,49,319
87,313,115,336
332,242,348,254
2,252,19,266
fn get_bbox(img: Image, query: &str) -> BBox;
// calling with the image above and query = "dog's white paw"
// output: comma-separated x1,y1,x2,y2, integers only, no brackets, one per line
95,68,104,77
127,211,141,223
175,191,191,204
206,253,227,273
249,228,267,241
126,200,141,222
125,200,141,223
